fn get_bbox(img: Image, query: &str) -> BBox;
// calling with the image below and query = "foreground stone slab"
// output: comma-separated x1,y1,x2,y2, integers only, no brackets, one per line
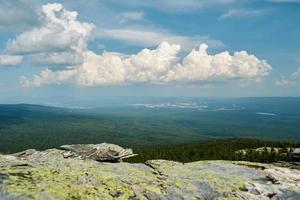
0,147,299,199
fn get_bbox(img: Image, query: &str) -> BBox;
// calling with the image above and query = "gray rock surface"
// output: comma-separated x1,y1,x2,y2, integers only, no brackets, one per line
0,144,299,199
59,143,137,162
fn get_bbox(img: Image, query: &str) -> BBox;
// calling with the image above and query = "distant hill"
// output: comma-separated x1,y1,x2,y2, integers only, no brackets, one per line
0,97,300,153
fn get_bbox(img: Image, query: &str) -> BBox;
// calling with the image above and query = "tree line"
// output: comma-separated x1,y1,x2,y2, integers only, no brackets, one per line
126,139,300,163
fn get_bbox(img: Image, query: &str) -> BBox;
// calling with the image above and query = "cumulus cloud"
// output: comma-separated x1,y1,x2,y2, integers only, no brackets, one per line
164,44,271,82
21,42,271,87
123,42,180,83
20,68,76,87
3,2,223,69
0,55,23,66
1,3,270,88
5,3,94,67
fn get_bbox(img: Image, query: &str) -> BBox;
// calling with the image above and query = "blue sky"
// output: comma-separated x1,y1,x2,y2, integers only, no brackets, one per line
0,0,299,103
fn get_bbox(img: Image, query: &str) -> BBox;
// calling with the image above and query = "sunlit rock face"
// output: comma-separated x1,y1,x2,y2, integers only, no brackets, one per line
0,144,299,200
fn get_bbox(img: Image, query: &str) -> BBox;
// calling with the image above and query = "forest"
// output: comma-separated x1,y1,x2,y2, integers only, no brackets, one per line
126,139,300,163
0,103,300,164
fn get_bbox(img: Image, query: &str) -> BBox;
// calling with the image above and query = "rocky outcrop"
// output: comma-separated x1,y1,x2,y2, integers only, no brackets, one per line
236,147,300,162
0,144,299,200
59,143,137,162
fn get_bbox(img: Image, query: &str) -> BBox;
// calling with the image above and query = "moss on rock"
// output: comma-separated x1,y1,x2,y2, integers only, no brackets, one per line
0,148,300,199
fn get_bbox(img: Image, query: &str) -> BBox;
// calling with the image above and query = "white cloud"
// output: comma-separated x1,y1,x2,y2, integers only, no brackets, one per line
123,42,180,83
219,9,268,20
21,42,180,86
20,68,76,87
3,2,223,70
163,44,271,82
76,50,126,85
28,51,84,66
5,3,94,60
98,28,225,50
275,67,300,87
2,3,269,88
22,42,271,87
119,11,144,24
0,55,23,66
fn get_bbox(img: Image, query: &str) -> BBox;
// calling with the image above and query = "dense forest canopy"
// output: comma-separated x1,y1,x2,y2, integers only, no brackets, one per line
0,100,299,164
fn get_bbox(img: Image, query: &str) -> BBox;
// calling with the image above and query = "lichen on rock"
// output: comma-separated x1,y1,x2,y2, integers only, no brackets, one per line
0,144,299,199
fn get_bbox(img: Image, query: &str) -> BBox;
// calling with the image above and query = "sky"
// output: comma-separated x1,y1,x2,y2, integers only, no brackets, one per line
0,0,299,103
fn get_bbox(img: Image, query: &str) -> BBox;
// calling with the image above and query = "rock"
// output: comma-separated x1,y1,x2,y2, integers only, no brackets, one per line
236,147,300,162
265,167,300,186
109,191,123,198
272,161,300,170
236,147,292,155
59,143,137,162
12,149,37,158
290,148,300,162
0,146,299,199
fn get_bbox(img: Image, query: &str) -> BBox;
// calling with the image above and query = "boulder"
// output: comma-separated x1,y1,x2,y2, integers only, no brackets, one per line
59,143,137,162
